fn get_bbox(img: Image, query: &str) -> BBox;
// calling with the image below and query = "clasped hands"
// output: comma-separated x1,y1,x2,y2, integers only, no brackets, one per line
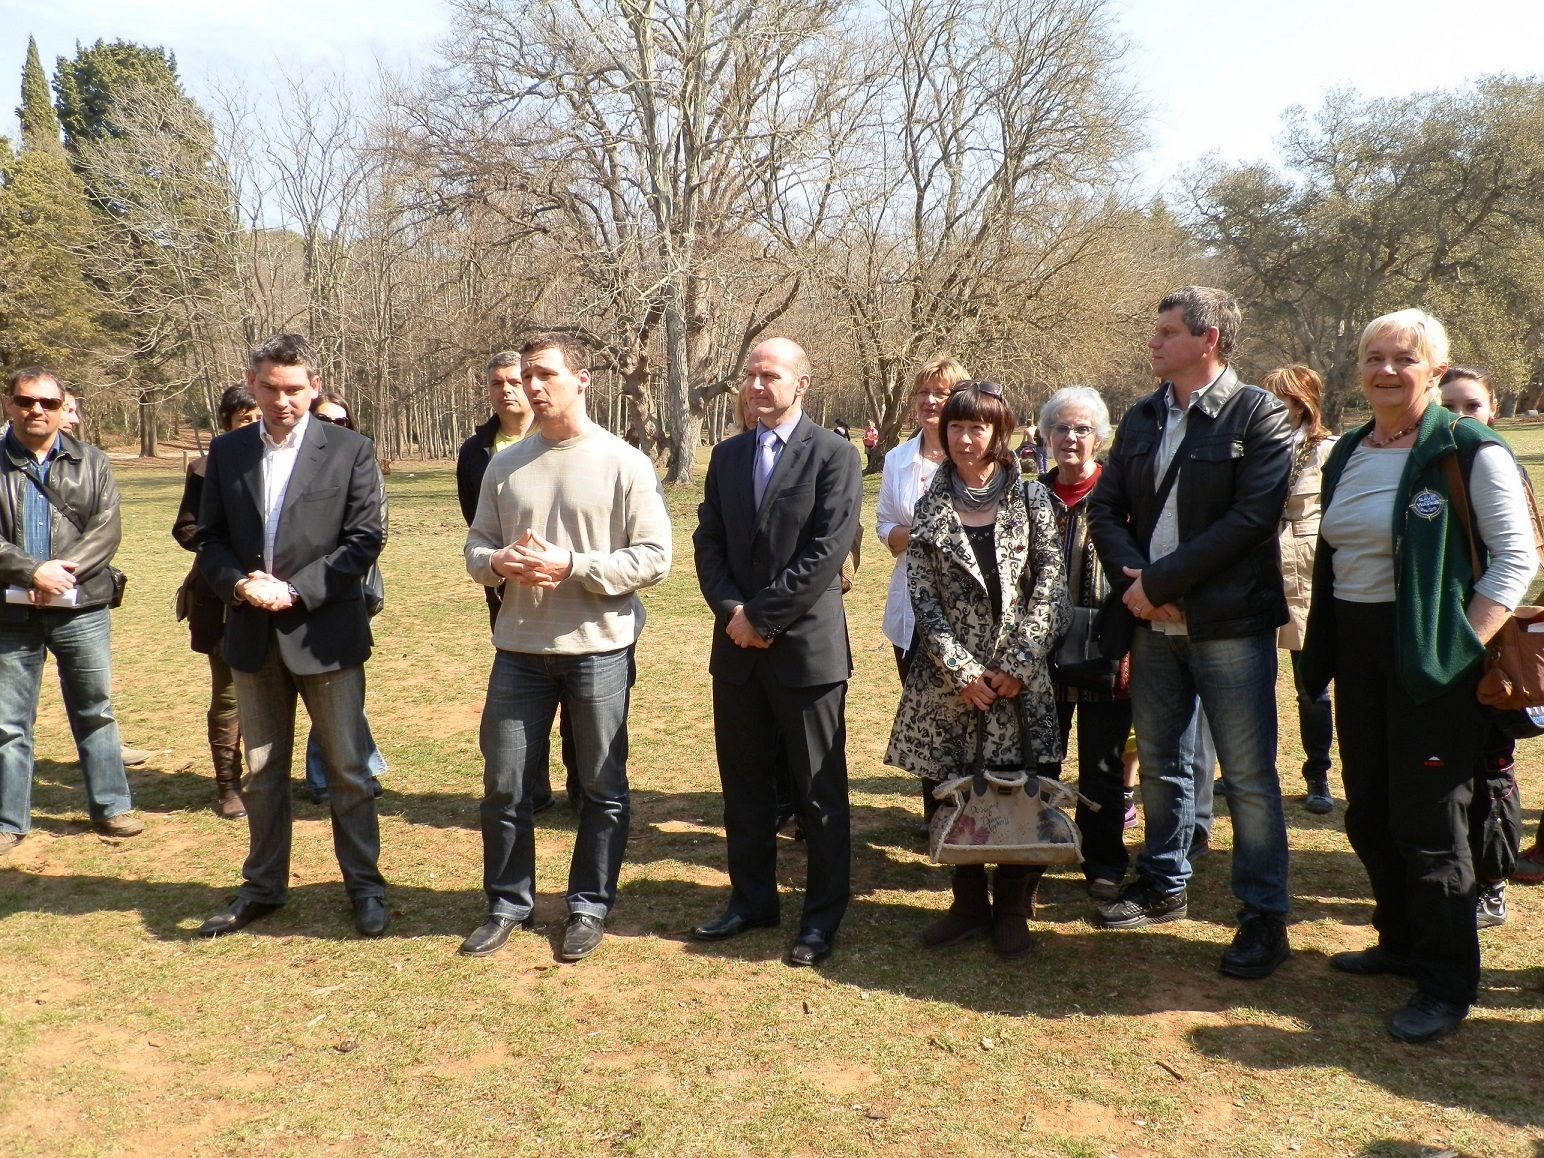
726,605,771,649
1121,567,1182,623
491,531,573,590
235,571,295,611
960,669,1022,711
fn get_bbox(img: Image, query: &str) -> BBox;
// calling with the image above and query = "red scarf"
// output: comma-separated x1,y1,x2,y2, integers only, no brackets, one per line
1052,463,1100,509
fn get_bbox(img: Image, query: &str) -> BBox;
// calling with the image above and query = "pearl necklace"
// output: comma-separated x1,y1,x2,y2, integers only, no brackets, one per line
1364,419,1419,449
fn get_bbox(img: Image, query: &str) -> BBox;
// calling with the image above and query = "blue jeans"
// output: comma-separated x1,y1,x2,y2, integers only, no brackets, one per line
1129,626,1289,917
1189,708,1216,839
303,717,387,795
479,648,632,921
0,608,131,835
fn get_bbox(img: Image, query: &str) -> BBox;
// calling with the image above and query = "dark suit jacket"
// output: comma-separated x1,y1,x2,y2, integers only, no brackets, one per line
196,418,384,675
455,414,501,527
694,413,861,688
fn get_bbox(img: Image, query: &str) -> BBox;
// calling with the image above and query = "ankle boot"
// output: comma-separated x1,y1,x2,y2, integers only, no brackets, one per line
921,865,992,947
208,714,246,820
990,866,1041,959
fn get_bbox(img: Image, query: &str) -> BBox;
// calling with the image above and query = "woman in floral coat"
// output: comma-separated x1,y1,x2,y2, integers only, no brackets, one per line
885,382,1070,958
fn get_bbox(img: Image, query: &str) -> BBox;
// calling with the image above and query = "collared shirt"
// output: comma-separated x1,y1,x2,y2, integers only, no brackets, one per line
7,429,61,561
259,413,310,573
1149,369,1224,635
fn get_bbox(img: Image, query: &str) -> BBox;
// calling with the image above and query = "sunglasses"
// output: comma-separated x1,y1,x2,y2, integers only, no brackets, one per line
315,413,353,429
9,394,64,412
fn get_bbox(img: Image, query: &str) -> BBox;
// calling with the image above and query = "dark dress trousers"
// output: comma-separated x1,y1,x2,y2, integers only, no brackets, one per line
694,413,862,935
196,418,385,903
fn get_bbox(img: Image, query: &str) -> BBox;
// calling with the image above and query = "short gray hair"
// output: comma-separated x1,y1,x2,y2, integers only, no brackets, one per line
1158,286,1241,361
1039,387,1112,447
485,351,520,379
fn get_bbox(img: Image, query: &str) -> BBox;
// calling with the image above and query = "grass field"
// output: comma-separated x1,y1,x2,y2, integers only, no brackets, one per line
1,427,1542,1157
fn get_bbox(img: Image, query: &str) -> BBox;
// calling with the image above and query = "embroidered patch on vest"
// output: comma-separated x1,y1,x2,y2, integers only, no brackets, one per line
1410,488,1445,520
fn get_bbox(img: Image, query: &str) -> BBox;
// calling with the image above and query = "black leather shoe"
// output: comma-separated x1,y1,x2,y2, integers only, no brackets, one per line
353,896,390,938
198,898,282,938
1330,947,1414,977
1388,991,1468,1044
559,913,605,961
787,929,833,967
691,911,780,941
459,914,533,957
1219,914,1290,979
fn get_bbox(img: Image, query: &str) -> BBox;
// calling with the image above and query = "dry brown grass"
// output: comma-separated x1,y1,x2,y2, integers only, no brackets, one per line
1,436,1541,1157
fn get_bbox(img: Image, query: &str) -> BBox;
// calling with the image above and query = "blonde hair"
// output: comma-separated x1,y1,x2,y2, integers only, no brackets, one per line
1357,308,1450,370
913,355,970,395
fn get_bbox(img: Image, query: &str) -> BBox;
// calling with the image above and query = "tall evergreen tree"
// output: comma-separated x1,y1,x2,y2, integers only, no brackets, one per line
16,36,61,151
53,39,179,154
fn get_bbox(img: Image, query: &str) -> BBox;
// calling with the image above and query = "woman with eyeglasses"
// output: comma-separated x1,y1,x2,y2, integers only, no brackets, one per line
172,384,261,818
885,381,1070,957
300,392,388,802
1035,387,1134,902
876,356,969,833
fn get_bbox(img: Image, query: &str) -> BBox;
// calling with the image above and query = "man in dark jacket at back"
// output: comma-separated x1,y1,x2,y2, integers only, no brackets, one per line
0,367,140,852
1088,286,1294,980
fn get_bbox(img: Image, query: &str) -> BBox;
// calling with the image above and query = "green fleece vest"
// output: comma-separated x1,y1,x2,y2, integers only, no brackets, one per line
1314,403,1509,704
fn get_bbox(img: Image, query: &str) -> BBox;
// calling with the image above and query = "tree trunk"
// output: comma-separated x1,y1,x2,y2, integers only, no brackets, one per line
138,391,158,457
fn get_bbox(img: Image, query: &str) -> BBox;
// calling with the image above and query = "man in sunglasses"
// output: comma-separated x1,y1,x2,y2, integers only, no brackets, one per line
0,367,141,854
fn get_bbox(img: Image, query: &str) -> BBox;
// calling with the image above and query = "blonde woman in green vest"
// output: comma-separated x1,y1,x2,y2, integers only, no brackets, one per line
1299,310,1536,1044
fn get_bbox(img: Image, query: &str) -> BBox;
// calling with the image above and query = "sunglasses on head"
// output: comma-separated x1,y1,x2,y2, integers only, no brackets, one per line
315,413,353,429
956,379,1003,398
9,394,64,412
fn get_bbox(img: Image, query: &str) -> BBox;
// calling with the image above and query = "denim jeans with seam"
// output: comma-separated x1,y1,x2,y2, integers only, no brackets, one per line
479,647,632,922
1129,625,1290,917
0,607,131,835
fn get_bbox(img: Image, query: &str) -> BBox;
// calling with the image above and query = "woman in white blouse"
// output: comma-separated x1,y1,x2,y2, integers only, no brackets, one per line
876,355,968,827
1299,309,1536,1044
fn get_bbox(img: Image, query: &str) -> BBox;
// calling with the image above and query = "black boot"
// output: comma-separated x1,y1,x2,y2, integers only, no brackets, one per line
991,865,1042,959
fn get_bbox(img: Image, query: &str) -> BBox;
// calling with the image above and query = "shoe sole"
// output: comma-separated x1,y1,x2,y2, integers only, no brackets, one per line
559,941,602,962
1219,948,1290,980
690,918,781,942
1094,907,1187,930
1304,801,1334,815
1476,914,1507,929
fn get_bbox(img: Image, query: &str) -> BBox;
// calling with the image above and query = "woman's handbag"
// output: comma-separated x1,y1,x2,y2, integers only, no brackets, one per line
927,703,1094,866
1441,449,1544,714
1050,606,1119,691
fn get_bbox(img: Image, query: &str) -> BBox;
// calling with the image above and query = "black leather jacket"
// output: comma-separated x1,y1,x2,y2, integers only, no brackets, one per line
0,430,122,616
1087,367,1291,646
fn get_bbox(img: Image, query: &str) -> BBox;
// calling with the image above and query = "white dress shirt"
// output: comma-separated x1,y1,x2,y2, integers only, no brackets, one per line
260,412,310,574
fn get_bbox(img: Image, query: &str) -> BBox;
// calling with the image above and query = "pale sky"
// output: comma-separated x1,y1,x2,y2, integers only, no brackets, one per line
4,0,1543,196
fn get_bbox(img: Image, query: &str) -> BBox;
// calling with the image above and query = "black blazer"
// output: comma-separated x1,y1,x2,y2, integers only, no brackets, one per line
694,413,862,688
455,414,501,527
196,418,384,675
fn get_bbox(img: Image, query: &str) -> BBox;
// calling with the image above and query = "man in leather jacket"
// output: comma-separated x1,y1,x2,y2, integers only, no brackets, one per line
1088,286,1294,980
0,367,140,853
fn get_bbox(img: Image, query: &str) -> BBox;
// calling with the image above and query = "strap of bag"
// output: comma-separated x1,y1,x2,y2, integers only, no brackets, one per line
1440,450,1483,578
18,463,87,533
1141,407,1205,552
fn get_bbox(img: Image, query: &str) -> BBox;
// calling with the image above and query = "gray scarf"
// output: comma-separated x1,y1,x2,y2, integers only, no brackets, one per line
948,461,1013,513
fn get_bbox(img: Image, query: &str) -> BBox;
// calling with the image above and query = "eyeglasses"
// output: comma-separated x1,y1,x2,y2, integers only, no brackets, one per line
9,395,64,412
912,390,951,404
1050,423,1096,439
315,413,353,429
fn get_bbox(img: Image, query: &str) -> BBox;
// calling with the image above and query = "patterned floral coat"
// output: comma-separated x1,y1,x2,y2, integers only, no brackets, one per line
885,469,1071,779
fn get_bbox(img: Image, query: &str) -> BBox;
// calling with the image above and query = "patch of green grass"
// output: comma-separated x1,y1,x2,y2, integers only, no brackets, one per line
1,445,1542,1157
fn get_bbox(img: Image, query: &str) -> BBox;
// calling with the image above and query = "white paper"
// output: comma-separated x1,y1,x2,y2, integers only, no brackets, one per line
4,586,79,607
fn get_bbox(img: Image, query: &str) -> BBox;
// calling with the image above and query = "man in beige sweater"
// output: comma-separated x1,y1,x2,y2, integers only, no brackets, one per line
462,334,671,962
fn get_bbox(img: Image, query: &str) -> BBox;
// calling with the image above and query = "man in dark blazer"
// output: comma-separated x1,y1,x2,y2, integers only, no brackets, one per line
692,338,862,966
193,334,388,938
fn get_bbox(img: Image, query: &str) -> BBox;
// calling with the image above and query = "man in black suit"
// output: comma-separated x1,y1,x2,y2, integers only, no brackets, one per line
193,334,388,938
692,338,862,966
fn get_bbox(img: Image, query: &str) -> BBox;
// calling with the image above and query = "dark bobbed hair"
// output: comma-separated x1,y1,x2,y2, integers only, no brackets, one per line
217,384,258,431
310,390,355,427
940,381,1017,475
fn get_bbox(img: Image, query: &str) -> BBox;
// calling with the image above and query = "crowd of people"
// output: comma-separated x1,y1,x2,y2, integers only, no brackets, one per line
0,285,1539,1046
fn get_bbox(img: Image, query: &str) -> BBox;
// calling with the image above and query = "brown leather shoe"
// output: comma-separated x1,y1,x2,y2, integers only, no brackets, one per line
95,812,144,838
208,714,246,820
